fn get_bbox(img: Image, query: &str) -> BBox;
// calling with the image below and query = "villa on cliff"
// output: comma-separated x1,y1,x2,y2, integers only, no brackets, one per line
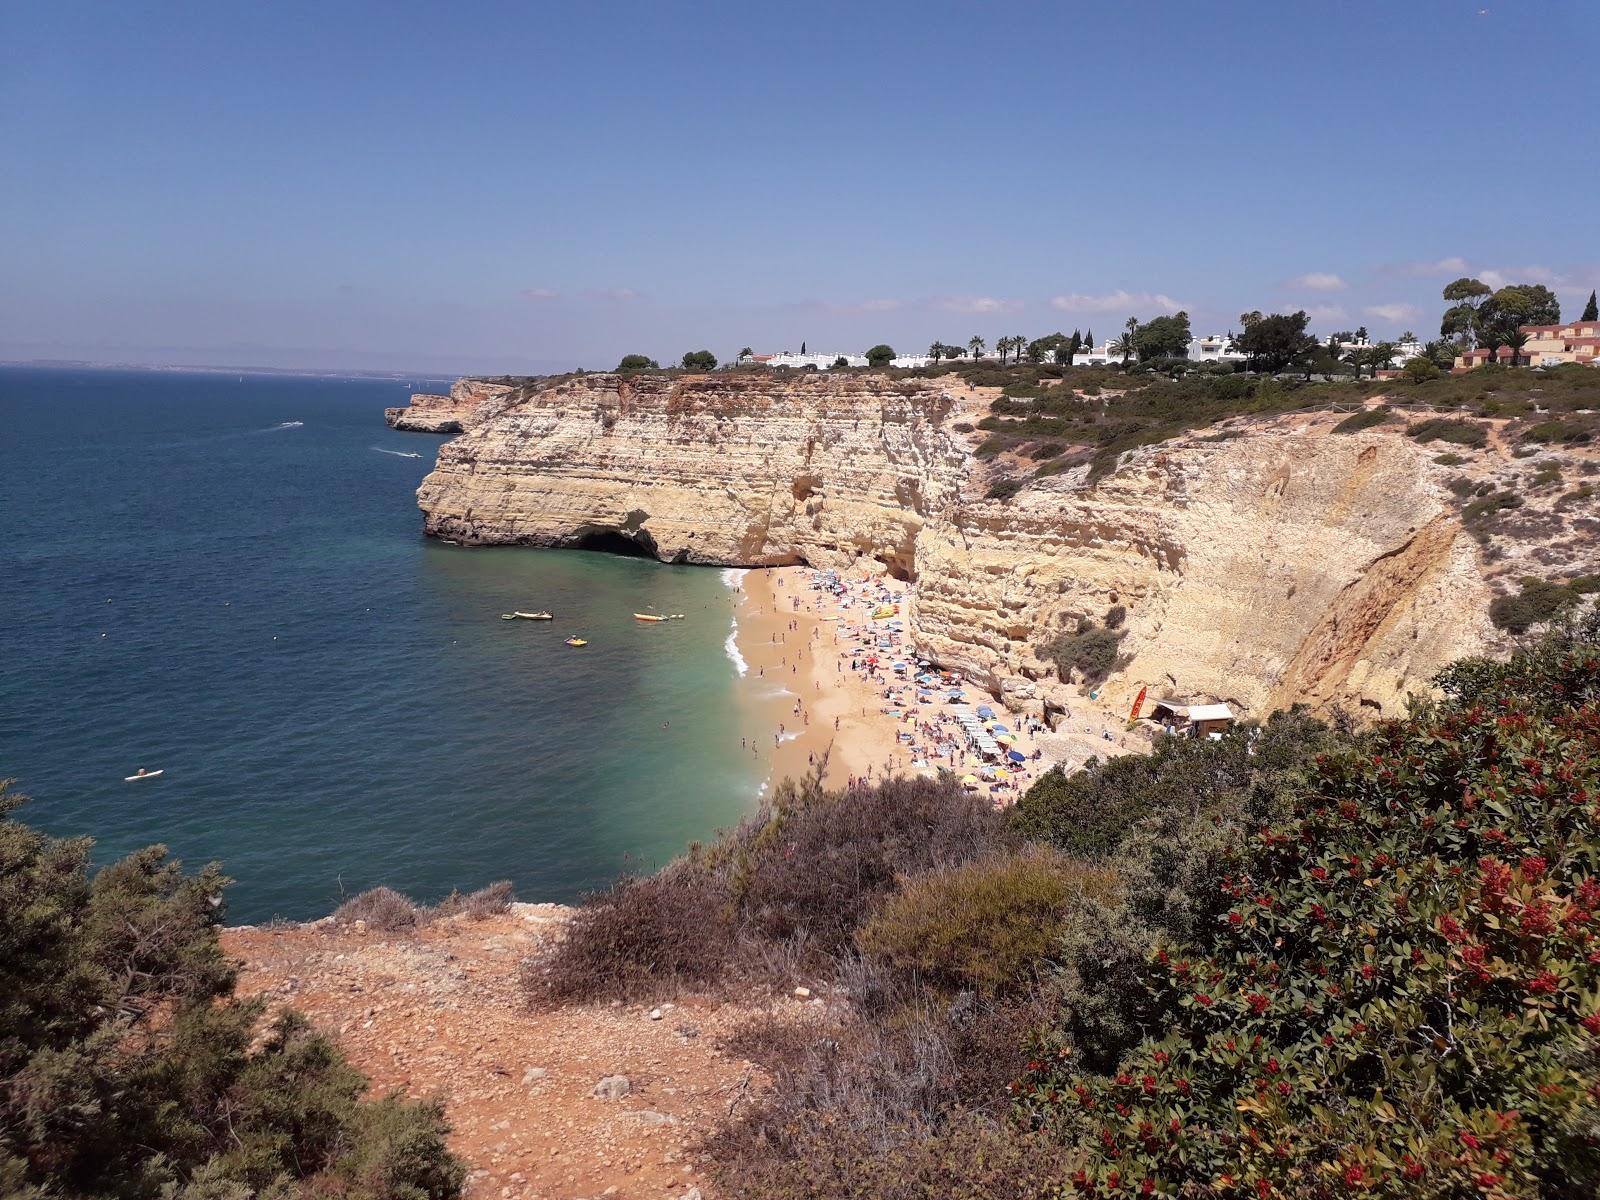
1453,318,1600,370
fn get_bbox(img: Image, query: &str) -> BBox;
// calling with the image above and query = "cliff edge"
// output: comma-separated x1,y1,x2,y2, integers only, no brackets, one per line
407,370,1595,721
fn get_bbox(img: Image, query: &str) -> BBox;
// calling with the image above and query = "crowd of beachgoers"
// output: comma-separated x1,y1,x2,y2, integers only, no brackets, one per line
731,565,1135,805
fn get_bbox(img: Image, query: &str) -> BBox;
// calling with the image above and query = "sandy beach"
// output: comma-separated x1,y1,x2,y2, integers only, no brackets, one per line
730,564,1137,805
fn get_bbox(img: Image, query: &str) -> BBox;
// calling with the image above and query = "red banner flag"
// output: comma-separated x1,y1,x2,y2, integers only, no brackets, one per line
1129,685,1148,723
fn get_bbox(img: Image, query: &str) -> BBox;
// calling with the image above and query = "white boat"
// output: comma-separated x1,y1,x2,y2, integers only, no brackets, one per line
510,611,553,620
125,769,164,782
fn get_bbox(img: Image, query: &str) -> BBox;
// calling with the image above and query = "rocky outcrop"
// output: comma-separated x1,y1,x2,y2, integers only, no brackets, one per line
386,379,517,433
411,372,1502,719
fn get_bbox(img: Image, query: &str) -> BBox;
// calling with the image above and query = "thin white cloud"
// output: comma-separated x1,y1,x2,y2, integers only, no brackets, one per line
1049,290,1183,315
584,287,640,302
934,296,1024,315
519,288,559,301
1398,256,1471,276
1479,265,1560,289
1364,303,1421,323
1306,304,1348,323
1289,272,1347,291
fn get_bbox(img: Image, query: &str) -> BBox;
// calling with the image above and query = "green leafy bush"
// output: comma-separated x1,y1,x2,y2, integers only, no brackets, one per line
1331,406,1390,434
857,850,1115,996
0,783,464,1199
1040,618,1127,685
532,775,1004,1001
1016,617,1600,1197
1408,417,1488,448
987,477,1023,502
1490,577,1588,633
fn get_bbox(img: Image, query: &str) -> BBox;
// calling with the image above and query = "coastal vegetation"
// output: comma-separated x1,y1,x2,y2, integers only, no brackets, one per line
538,613,1600,1198
0,781,464,1200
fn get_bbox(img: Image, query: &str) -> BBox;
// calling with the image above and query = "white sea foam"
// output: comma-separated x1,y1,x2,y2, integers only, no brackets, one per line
722,569,750,676
371,446,423,459
724,621,748,676
273,420,304,429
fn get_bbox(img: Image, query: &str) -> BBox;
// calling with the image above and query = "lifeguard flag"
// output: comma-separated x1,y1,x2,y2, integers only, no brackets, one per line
1129,686,1148,723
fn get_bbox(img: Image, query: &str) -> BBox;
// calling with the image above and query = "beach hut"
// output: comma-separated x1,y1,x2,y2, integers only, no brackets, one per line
1188,703,1236,739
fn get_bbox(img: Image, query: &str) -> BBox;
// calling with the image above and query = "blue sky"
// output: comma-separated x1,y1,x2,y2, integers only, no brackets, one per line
3,0,1595,373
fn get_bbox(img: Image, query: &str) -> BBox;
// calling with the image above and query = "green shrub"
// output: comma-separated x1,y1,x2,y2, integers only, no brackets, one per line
532,775,1005,1001
1463,488,1523,525
1208,374,1252,401
1408,416,1488,447
1526,419,1592,445
1404,356,1441,383
0,783,464,1199
1017,618,1600,1196
1489,577,1585,633
986,477,1023,502
1331,405,1390,434
1012,708,1332,860
1434,451,1467,466
1040,619,1126,685
1104,604,1126,630
857,850,1115,996
951,421,975,433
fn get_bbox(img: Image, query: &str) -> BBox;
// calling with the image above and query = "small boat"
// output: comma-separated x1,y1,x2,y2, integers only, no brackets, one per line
565,636,588,646
509,611,553,620
125,769,164,782
634,613,668,622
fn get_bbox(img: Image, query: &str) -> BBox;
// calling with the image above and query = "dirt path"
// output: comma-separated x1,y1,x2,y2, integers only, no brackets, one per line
224,906,765,1200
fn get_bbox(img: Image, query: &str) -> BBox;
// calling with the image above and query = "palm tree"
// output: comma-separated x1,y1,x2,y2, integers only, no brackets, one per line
996,336,1011,366
1370,342,1398,377
968,335,985,360
738,346,753,361
928,342,944,363
1112,332,1135,366
1504,330,1528,368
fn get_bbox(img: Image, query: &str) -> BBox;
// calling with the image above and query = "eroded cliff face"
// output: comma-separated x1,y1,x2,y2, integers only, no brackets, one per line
413,372,1497,719
386,379,517,433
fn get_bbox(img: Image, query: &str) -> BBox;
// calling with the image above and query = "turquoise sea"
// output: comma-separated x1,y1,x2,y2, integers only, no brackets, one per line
0,367,761,922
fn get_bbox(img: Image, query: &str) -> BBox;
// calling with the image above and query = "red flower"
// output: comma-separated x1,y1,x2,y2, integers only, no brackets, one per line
1581,1012,1600,1034
1141,1180,1154,1196
1310,866,1328,881
1229,912,1244,925
1196,994,1213,1007
1247,993,1270,1014
1526,970,1561,995
1520,854,1548,881
1460,1131,1480,1150
1360,963,1375,980
1403,1156,1424,1180
1141,1075,1156,1094
1344,1164,1364,1187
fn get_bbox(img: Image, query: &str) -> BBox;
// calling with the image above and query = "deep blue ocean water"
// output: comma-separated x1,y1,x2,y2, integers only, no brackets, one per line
0,367,760,922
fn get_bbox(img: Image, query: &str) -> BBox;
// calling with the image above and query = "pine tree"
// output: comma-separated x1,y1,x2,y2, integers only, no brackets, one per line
1583,290,1598,321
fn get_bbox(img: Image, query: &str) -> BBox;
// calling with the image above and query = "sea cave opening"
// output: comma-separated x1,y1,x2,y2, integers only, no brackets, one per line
571,527,659,559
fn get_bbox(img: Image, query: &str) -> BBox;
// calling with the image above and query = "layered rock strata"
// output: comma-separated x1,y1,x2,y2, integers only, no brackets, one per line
386,379,517,433
412,372,1497,719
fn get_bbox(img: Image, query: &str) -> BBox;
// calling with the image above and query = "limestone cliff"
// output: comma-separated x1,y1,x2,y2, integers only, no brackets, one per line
409,371,1511,720
386,379,517,433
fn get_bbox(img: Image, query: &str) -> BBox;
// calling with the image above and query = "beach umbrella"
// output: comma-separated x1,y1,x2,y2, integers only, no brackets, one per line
960,773,979,786
995,734,1016,745
990,723,1011,735
993,768,1011,780
977,705,995,719
1008,749,1026,763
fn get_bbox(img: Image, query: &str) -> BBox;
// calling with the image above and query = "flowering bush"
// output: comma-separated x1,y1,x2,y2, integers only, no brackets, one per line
1019,618,1600,1197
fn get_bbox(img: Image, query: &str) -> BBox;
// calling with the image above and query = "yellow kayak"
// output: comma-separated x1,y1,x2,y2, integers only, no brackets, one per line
634,613,667,622
565,636,587,646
